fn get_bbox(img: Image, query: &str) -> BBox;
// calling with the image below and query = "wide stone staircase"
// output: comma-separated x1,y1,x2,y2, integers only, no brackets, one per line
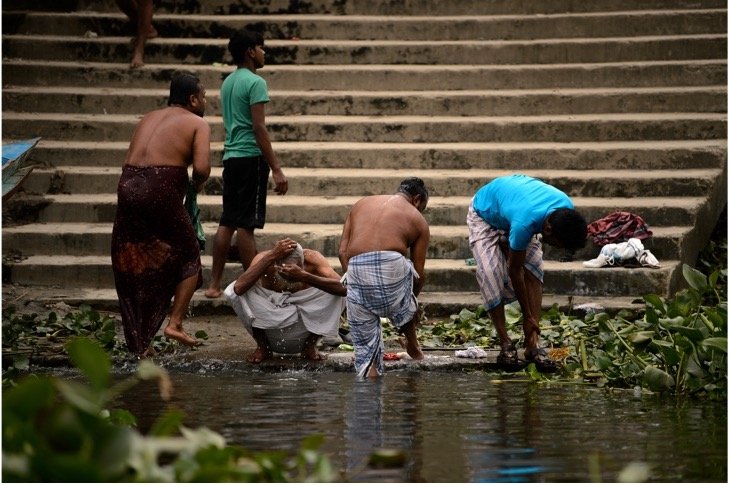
2,0,727,317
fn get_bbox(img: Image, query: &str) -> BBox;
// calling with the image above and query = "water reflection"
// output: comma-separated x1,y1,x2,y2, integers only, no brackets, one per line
113,370,727,482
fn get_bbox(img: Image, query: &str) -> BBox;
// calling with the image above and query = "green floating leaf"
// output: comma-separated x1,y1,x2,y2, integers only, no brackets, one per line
643,366,675,391
701,337,727,353
66,337,110,391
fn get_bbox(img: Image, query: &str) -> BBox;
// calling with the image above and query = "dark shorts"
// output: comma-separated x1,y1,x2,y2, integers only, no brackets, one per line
219,155,270,229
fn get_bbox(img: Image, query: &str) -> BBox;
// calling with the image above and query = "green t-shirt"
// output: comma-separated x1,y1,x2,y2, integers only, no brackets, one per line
220,68,270,159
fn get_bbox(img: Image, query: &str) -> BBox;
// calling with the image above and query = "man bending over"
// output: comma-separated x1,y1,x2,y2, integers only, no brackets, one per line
339,177,431,378
224,239,346,363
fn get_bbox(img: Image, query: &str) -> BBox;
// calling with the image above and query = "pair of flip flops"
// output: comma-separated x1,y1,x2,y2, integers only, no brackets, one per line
497,344,558,373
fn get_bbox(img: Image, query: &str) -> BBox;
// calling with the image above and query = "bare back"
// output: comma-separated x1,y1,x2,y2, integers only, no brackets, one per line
124,107,210,175
339,194,430,279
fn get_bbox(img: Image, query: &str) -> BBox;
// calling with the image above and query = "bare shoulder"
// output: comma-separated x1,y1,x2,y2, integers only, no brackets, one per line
303,248,326,263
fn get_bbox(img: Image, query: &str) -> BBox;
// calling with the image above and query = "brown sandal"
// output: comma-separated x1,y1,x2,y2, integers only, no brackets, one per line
525,347,558,373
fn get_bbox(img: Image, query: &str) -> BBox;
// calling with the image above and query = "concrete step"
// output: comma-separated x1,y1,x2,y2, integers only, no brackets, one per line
3,10,726,40
23,166,724,199
26,139,729,170
0,285,648,318
3,34,726,65
0,221,696,261
1,253,683,296
4,86,726,116
3,59,726,90
64,0,729,15
5,193,710,227
3,112,726,143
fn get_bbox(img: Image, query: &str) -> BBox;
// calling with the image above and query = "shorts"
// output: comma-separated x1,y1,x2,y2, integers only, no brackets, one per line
219,155,269,229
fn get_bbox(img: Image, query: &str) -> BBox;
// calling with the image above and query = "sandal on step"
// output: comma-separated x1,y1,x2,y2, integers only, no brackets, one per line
525,347,558,373
497,343,523,372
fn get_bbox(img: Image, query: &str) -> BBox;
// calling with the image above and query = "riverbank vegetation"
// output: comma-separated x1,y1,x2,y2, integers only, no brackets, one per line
418,234,727,398
2,337,334,482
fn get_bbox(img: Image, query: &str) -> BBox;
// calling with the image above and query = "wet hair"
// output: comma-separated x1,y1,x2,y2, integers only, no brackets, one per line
549,208,588,250
229,28,264,64
397,177,429,201
279,243,304,266
167,72,201,107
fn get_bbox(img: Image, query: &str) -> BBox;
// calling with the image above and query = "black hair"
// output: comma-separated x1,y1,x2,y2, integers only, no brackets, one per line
229,29,264,65
397,177,429,200
167,71,201,106
549,208,588,250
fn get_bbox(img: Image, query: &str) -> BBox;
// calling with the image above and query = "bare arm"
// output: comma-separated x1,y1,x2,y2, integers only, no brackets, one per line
191,119,211,192
251,102,287,195
232,239,294,295
409,220,430,296
338,213,353,271
279,251,346,296
507,249,539,327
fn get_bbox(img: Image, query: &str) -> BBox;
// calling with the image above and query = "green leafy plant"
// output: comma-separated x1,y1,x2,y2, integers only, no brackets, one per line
2,338,335,482
424,264,726,397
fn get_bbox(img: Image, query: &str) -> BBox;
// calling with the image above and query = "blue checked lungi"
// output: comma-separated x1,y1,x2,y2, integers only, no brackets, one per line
343,251,419,377
467,204,543,311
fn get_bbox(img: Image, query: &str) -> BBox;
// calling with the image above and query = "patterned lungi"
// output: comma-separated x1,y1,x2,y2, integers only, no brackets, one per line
343,251,419,377
467,204,543,311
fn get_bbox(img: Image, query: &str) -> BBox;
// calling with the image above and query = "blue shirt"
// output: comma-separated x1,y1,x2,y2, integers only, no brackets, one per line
471,174,574,251
220,68,270,159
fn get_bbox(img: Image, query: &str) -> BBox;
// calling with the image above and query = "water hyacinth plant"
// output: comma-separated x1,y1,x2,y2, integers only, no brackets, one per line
421,263,727,397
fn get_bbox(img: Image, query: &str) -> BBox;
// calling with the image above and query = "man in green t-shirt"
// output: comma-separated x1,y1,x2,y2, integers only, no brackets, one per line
205,29,288,298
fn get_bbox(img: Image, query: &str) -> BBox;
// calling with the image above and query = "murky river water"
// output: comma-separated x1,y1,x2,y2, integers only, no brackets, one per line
115,369,727,482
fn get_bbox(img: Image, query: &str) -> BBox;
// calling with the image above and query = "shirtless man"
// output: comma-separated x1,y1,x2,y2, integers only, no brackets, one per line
111,71,211,355
225,238,346,363
339,177,430,377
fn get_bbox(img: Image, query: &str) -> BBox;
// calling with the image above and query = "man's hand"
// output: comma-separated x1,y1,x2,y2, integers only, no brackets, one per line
272,169,288,195
271,238,297,260
277,263,306,282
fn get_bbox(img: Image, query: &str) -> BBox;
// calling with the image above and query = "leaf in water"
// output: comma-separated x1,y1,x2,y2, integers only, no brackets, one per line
682,264,708,291
66,338,110,391
701,337,727,353
643,366,675,391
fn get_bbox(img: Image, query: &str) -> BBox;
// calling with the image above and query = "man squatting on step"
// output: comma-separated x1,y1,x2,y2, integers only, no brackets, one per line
467,174,587,372
205,28,288,298
111,72,211,355
224,239,346,363
339,178,431,378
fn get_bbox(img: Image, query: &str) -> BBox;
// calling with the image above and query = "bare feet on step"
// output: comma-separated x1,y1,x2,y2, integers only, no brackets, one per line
204,288,222,298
